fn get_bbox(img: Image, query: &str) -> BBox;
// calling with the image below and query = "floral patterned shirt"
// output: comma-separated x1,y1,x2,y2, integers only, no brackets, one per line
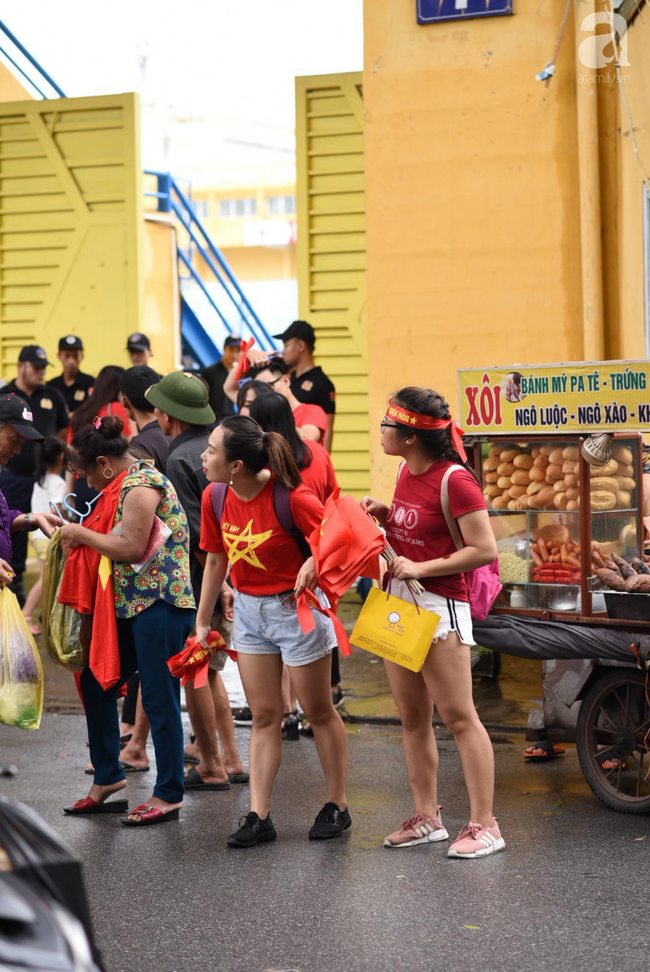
112,459,195,619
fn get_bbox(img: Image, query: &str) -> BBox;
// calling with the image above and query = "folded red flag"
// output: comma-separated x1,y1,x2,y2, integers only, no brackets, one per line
167,631,237,688
310,490,384,598
233,337,255,384
296,589,351,656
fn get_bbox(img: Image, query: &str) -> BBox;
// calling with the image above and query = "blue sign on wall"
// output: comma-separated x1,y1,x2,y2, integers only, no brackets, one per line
417,0,514,24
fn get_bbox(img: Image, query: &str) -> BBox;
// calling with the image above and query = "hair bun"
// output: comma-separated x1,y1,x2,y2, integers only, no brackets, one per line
99,415,124,438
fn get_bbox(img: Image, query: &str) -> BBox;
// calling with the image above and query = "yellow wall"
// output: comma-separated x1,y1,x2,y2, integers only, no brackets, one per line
143,217,181,373
363,0,587,500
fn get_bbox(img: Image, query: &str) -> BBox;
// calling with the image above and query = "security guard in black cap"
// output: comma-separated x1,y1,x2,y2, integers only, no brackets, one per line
127,332,153,366
47,335,95,413
0,345,68,602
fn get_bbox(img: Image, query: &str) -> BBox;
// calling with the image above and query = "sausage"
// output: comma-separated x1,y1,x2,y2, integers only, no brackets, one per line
530,545,543,567
537,538,550,563
625,573,650,593
631,557,650,575
612,554,635,579
595,568,627,591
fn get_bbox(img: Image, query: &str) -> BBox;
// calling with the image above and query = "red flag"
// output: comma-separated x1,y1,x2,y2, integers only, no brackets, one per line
296,589,351,656
310,490,384,598
167,631,237,688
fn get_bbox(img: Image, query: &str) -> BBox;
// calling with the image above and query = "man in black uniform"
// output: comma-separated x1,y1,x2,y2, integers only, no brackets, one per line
273,320,336,452
126,332,153,367
199,335,241,422
0,345,68,602
47,334,95,412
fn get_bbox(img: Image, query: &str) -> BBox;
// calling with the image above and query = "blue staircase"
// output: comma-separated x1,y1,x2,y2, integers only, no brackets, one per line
0,21,274,369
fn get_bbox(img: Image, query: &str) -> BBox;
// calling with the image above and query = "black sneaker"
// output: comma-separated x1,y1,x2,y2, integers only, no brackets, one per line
232,706,253,726
331,687,344,708
227,811,277,848
309,802,351,840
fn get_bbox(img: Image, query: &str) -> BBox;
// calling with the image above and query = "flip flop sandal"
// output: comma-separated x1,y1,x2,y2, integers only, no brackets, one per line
64,797,129,815
183,751,200,765
121,804,180,827
120,733,133,749
85,761,150,775
183,766,230,790
601,757,627,771
227,772,250,784
524,739,566,761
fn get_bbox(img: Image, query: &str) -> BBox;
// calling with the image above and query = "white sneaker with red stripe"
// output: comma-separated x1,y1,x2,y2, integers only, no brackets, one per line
447,818,505,858
384,808,448,848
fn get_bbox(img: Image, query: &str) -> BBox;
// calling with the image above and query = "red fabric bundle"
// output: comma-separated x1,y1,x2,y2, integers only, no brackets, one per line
167,631,237,688
59,473,127,690
310,488,384,600
233,338,256,383
296,589,352,656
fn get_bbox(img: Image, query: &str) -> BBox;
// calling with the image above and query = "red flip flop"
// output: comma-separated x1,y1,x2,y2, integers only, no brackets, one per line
64,797,128,815
121,804,180,827
524,740,566,761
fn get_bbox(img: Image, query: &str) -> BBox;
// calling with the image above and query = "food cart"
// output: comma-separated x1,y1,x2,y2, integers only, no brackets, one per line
457,360,650,814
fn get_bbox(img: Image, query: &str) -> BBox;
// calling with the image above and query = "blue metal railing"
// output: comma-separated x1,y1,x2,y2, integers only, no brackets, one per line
0,20,66,99
144,169,275,352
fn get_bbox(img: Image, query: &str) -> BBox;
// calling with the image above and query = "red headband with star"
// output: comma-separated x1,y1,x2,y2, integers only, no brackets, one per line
386,399,467,462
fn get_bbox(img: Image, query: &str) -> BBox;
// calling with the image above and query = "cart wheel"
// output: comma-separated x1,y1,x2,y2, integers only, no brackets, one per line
576,669,650,815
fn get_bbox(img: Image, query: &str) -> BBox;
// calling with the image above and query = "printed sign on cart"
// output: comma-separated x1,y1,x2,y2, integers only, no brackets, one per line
457,361,650,434
417,0,513,24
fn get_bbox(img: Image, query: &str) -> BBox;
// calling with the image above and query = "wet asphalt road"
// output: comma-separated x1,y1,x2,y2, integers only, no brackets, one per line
1,711,648,972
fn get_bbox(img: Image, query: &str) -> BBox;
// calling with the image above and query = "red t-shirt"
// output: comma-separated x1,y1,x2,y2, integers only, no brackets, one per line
67,400,133,444
199,476,324,595
300,441,338,504
385,461,486,602
293,402,327,442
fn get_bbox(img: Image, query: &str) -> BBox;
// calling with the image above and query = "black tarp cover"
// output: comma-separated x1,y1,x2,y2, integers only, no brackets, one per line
473,615,641,664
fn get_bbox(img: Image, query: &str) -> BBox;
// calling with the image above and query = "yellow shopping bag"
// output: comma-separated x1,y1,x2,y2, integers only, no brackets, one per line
350,587,440,672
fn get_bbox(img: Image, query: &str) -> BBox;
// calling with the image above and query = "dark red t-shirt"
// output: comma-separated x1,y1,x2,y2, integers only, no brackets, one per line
199,476,324,595
293,402,327,442
300,441,338,504
385,461,486,602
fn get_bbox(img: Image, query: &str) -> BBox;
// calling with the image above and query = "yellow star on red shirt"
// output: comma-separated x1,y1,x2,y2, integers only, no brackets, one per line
222,519,273,569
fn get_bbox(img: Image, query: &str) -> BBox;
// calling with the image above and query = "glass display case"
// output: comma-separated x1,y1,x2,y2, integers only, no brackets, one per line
473,434,644,618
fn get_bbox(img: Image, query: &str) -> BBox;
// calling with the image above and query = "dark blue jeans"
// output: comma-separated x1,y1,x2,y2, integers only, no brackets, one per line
80,600,195,803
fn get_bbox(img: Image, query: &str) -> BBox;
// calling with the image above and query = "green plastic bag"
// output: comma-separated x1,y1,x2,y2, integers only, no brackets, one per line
41,530,90,672
0,586,43,730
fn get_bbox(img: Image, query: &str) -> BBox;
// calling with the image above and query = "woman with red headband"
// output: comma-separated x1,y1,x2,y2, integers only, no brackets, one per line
361,387,503,859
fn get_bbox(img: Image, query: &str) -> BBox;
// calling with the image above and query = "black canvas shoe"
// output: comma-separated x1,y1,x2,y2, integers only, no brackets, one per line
227,811,277,848
309,802,352,840
232,707,253,727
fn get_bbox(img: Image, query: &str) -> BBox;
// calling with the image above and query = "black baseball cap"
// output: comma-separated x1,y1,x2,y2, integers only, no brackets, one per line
0,394,44,440
126,332,151,352
273,320,315,349
58,334,84,351
224,335,241,349
18,345,50,367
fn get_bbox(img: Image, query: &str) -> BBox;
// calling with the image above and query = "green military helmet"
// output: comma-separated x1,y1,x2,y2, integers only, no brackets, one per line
145,370,215,425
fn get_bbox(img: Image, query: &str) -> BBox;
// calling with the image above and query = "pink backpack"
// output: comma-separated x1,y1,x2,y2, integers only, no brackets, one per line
440,465,502,621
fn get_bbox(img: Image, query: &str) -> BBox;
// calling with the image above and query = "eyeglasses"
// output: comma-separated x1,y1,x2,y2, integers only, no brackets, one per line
380,421,399,430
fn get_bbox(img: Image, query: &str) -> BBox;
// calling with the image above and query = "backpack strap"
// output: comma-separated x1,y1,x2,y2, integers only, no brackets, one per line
273,482,311,561
210,482,228,525
440,465,466,552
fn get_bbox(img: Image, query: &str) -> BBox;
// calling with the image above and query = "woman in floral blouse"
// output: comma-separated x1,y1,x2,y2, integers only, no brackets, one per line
59,415,195,826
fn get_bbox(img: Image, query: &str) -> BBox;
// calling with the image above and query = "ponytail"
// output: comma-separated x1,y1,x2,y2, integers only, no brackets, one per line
220,416,302,489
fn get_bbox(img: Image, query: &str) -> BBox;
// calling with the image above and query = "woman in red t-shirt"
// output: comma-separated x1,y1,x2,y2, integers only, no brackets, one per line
197,415,349,847
361,386,503,860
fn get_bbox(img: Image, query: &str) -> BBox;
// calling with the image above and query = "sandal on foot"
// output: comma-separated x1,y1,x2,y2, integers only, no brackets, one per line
184,766,230,790
64,797,128,815
524,740,566,761
227,772,250,784
183,751,200,765
23,616,41,637
121,804,180,827
119,760,150,773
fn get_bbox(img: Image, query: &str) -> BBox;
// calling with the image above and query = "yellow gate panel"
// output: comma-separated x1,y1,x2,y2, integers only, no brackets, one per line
0,93,143,380
295,71,368,497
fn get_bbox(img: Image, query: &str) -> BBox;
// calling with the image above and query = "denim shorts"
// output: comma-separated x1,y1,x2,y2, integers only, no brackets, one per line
232,589,336,667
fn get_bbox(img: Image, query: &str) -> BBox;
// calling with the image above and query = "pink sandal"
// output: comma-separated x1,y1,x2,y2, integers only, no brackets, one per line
23,616,41,636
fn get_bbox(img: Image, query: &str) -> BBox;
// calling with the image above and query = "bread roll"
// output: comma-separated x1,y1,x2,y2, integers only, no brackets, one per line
612,444,633,465
536,524,569,543
590,476,620,492
591,490,616,511
562,460,577,474
529,486,555,508
497,476,512,490
484,472,499,484
529,466,546,482
616,476,636,491
515,495,531,510
500,448,519,462
513,454,534,469
527,481,545,495
509,484,528,499
545,464,564,483
483,457,500,472
589,459,618,477
540,445,553,457
616,490,632,508
549,448,564,465
554,492,569,511
497,461,516,477
507,499,518,510
552,479,568,492
533,455,549,469
566,487,580,501
484,485,502,498
489,444,502,457
564,473,579,488
566,499,579,512
616,463,634,479
511,469,531,486
491,495,509,510
562,446,580,460
531,446,541,458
